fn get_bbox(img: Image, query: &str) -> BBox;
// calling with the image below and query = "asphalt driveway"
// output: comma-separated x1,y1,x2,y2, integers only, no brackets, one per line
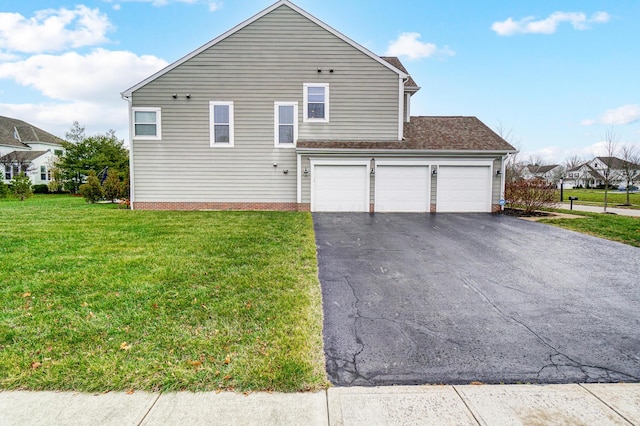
313,213,640,386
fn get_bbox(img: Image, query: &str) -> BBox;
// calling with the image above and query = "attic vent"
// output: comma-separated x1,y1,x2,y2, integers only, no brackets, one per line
13,127,21,141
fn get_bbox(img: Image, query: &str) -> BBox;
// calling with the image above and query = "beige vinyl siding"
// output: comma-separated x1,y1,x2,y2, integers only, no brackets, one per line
301,155,312,203
492,158,503,205
131,5,400,202
430,168,437,207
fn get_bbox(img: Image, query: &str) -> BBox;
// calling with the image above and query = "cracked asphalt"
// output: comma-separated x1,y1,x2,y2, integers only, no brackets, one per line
313,213,640,387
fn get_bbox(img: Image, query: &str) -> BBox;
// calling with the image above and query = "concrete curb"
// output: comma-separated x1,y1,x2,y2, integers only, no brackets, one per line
1,384,638,425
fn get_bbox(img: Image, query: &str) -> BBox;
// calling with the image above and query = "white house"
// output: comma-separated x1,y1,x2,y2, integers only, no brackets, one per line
0,116,64,186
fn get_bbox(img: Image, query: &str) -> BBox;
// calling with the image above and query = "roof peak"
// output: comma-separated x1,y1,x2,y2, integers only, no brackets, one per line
122,0,408,97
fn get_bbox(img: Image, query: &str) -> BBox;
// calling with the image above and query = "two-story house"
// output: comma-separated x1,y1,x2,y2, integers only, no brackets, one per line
122,0,515,213
0,116,63,185
588,157,640,189
522,164,561,183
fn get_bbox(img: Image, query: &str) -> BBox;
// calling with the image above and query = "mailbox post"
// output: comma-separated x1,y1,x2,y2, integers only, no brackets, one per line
568,196,578,210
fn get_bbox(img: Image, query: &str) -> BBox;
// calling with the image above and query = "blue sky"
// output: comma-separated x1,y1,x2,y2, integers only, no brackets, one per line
1,0,639,163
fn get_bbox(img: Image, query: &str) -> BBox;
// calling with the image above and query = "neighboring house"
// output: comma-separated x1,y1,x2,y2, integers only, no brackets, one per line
122,0,515,213
522,164,561,183
0,116,64,185
564,163,602,189
588,157,640,189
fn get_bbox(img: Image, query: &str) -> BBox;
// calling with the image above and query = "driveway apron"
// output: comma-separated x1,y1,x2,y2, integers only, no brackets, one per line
313,213,640,386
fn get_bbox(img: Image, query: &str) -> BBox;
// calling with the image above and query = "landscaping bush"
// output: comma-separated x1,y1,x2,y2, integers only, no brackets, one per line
0,180,8,199
78,171,103,203
119,176,130,200
10,173,33,201
33,184,49,194
102,169,121,203
505,179,558,215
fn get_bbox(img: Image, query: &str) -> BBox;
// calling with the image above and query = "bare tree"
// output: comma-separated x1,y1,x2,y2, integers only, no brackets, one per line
563,154,583,170
599,127,620,213
495,120,524,183
526,155,548,167
620,143,640,206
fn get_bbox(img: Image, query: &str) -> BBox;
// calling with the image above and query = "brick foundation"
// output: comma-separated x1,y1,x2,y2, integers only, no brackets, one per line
491,204,502,213
134,201,310,212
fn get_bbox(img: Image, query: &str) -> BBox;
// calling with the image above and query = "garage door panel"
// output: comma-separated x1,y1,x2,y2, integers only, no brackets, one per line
437,166,491,212
313,165,368,212
376,165,430,212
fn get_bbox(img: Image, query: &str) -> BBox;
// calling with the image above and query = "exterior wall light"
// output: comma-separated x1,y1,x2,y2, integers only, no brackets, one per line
303,168,310,176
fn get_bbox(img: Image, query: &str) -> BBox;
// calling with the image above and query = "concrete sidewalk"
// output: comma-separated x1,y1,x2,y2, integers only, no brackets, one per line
1,384,639,425
560,203,640,217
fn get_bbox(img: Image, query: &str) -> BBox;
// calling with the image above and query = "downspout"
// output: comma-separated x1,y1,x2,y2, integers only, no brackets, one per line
398,77,405,140
500,155,506,210
296,153,302,205
121,92,135,210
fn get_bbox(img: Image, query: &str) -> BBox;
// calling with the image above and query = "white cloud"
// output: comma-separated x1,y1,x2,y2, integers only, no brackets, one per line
581,105,640,126
0,49,167,103
519,146,568,164
0,49,168,143
491,11,610,36
105,0,221,9
209,2,223,12
0,101,129,143
0,6,113,54
385,33,454,60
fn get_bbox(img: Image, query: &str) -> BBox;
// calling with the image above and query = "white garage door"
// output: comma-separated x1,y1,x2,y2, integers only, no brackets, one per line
313,164,369,212
376,165,430,212
437,166,491,212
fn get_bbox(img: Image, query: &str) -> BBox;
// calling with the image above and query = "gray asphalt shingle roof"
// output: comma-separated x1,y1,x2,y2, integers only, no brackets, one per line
380,56,419,90
0,150,49,162
297,116,516,152
0,116,63,148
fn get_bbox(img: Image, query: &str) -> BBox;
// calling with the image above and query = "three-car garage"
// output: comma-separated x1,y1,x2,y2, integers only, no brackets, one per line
310,160,496,213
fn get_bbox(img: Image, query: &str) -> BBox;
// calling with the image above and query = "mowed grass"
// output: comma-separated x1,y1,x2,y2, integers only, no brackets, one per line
0,195,327,392
561,188,640,207
540,209,640,248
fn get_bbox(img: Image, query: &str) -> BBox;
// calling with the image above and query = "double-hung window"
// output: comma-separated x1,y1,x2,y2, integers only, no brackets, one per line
40,166,47,181
303,83,329,122
4,165,10,180
132,108,161,140
274,102,298,147
210,101,234,147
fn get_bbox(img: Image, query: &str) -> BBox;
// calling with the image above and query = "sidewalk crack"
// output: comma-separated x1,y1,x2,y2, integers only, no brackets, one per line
137,392,161,426
578,384,635,426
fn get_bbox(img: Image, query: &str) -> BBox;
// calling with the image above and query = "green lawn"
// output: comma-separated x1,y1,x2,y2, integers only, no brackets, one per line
540,209,640,248
561,188,640,207
0,195,327,392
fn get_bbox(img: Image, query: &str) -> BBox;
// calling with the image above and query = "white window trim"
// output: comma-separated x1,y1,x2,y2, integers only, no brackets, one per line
303,83,329,123
132,107,161,140
209,101,235,147
274,101,298,148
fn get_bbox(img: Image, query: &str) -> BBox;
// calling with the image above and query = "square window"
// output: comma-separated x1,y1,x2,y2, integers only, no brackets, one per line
133,108,161,140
